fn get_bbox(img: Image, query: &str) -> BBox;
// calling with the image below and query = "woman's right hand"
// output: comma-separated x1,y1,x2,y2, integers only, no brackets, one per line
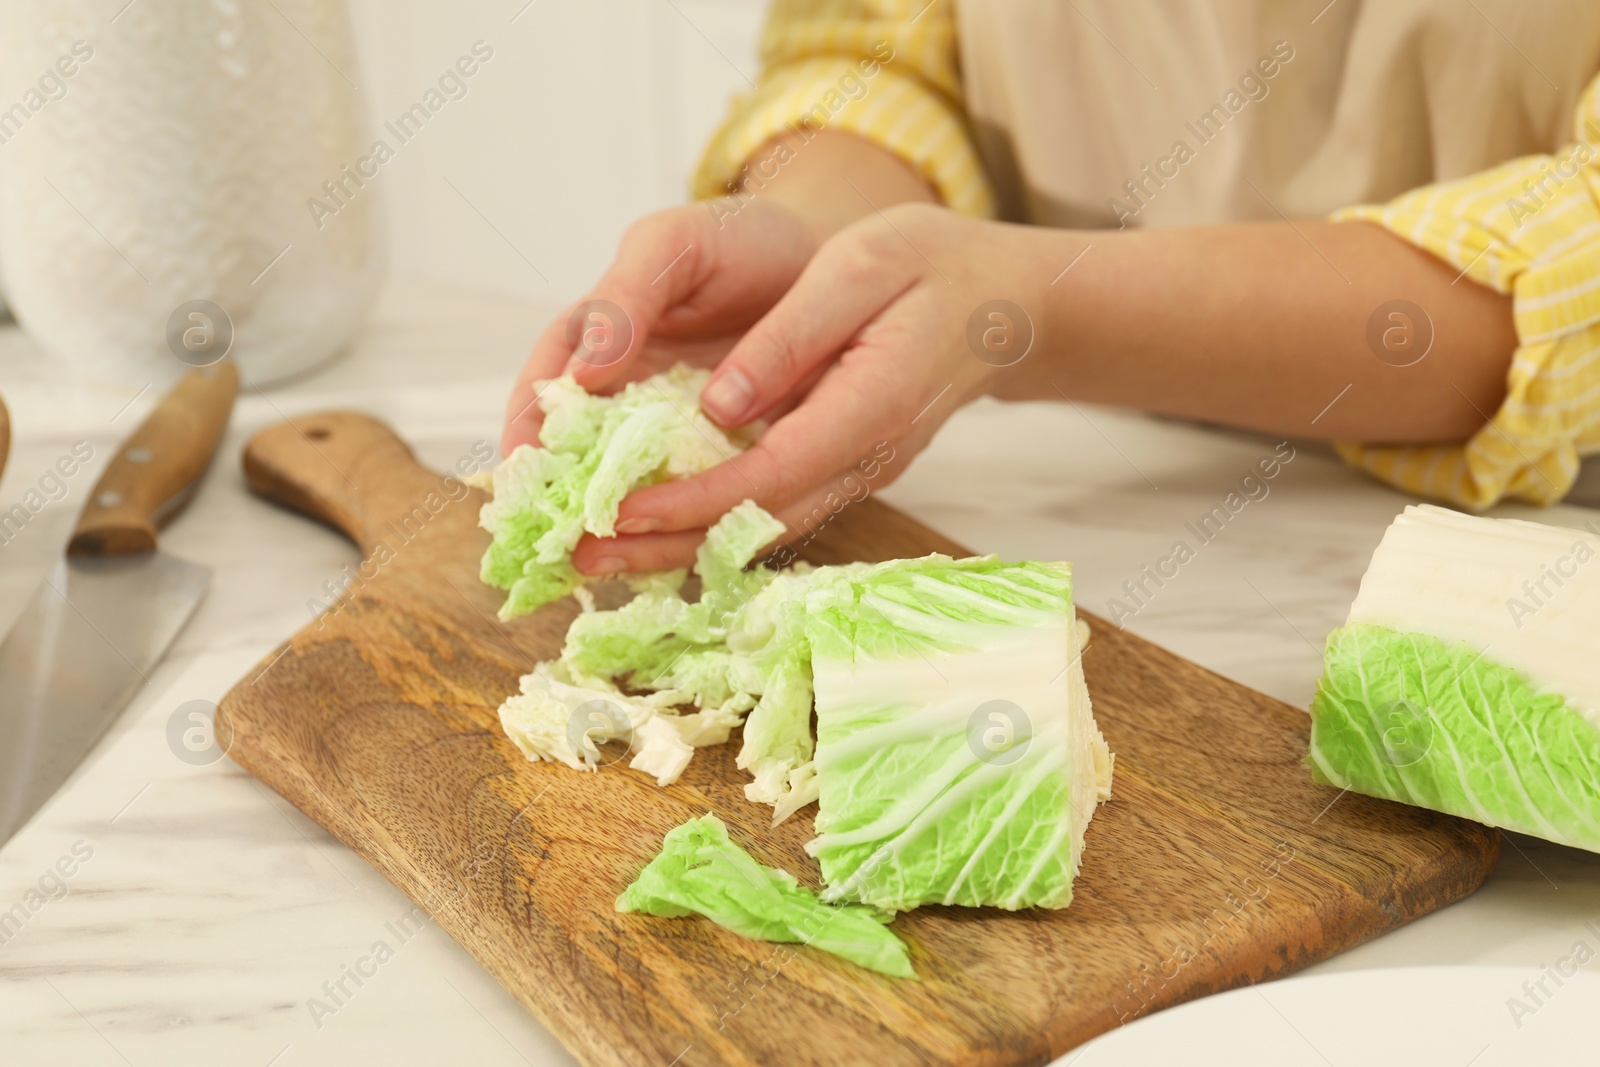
501,196,821,455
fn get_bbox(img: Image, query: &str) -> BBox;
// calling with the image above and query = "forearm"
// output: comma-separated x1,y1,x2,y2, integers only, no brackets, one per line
743,130,938,243
1014,220,1517,443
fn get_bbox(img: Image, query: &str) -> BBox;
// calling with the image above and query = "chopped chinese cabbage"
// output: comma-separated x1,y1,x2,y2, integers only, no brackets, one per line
1308,504,1600,853
498,500,789,789
478,366,753,619
616,814,916,978
496,487,1120,914
549,500,823,810
802,556,1114,912
697,500,788,615
496,661,699,786
727,567,823,816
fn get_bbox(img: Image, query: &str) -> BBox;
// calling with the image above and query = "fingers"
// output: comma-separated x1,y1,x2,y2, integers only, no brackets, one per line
503,197,828,456
571,477,867,576
571,527,707,577
501,208,713,455
699,233,915,427
567,211,711,395
619,350,917,534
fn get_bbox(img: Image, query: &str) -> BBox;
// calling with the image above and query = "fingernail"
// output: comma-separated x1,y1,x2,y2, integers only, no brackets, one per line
562,354,583,377
586,556,629,576
702,368,754,424
615,517,661,535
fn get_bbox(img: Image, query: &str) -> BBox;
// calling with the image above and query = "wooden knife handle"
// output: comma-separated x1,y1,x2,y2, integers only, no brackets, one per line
69,361,240,556
242,411,469,555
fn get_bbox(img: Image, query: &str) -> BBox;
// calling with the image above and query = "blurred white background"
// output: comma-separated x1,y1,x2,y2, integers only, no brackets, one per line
345,0,762,300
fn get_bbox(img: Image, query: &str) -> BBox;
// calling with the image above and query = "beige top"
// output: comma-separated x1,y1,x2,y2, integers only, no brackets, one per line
954,0,1600,227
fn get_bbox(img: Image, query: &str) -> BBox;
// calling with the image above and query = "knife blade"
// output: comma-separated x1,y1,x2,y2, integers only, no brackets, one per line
0,361,238,845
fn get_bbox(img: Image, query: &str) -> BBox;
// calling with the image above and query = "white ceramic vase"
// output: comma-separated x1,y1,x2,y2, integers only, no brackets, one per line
0,0,384,385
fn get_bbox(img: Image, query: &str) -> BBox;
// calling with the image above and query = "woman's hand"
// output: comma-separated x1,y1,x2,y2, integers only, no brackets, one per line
501,195,820,453
572,203,1057,576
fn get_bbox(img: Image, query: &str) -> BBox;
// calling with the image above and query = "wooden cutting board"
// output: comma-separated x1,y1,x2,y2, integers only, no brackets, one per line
217,413,1499,1067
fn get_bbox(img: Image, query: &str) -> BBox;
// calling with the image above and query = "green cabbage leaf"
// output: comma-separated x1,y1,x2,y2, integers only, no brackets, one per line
616,814,916,978
1309,623,1600,852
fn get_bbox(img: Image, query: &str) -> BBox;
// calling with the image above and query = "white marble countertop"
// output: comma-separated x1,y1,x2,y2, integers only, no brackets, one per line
1,273,1597,1067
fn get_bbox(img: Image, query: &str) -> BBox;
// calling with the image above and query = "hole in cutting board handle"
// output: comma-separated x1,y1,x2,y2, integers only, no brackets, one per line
305,426,331,440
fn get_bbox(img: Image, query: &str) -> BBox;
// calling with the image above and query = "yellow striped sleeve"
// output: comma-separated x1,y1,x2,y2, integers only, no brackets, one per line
1332,72,1600,508
690,0,996,218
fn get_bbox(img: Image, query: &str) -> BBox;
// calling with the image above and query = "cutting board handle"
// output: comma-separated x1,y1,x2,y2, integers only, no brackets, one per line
243,412,473,555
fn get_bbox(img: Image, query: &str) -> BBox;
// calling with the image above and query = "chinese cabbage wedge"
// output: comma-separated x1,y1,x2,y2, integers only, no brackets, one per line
802,557,1113,912
1308,504,1600,853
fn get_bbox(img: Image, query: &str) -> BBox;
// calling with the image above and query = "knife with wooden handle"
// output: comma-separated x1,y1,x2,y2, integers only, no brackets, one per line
0,361,239,846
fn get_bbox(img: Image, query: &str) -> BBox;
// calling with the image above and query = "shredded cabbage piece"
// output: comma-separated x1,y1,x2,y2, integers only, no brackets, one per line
616,814,916,978
540,500,820,811
496,661,698,786
477,366,752,619
496,499,789,790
